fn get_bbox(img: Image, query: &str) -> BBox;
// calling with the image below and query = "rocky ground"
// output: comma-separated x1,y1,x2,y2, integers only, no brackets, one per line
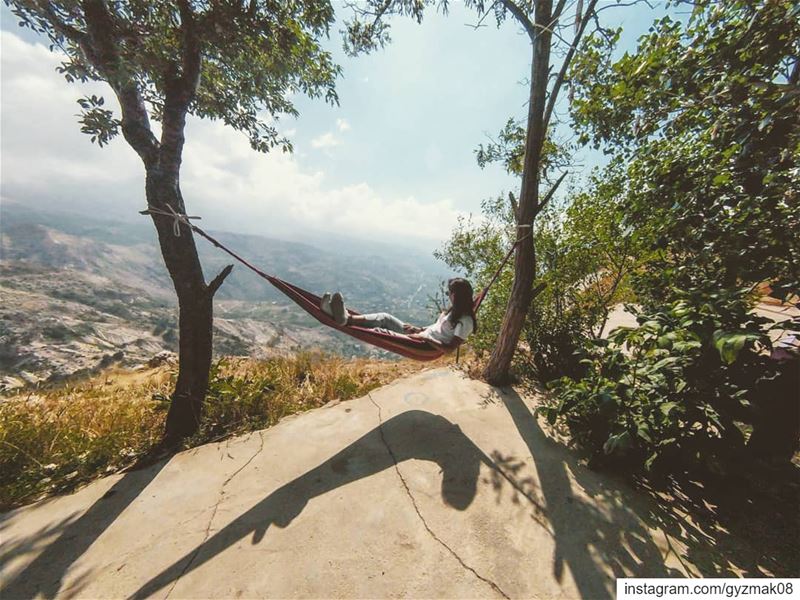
0,267,366,391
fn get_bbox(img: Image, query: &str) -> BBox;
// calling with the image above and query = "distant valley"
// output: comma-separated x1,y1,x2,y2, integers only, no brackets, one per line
0,203,453,388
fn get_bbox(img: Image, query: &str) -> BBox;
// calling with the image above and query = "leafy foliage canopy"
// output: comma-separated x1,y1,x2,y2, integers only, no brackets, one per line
9,0,341,153
569,0,800,297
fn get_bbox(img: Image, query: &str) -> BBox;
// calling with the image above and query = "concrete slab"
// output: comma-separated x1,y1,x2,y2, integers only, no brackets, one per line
1,367,743,599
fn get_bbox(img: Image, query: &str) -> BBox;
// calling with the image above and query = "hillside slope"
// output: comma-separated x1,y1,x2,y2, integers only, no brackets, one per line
1,204,451,385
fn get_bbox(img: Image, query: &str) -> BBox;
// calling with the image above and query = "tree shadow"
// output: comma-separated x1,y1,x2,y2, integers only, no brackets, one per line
634,461,800,578
498,387,684,600
0,458,169,599
130,409,537,600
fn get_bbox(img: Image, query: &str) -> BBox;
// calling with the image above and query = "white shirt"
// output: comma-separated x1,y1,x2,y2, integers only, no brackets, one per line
420,312,474,345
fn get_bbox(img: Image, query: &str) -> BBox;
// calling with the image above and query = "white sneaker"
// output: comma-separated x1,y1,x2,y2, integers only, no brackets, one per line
331,292,348,326
320,292,333,317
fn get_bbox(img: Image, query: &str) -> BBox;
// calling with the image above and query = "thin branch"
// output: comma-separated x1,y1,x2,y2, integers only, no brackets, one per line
595,0,653,15
508,191,519,220
542,0,599,133
26,0,87,44
81,0,159,166
591,11,616,45
572,0,582,32
494,3,575,52
551,0,572,23
533,20,574,49
790,56,800,86
208,265,234,296
367,0,395,28
531,281,547,298
535,170,568,216
499,0,537,41
467,0,500,29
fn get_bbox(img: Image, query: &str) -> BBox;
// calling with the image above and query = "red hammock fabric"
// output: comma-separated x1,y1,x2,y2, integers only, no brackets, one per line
158,219,511,362
265,274,449,361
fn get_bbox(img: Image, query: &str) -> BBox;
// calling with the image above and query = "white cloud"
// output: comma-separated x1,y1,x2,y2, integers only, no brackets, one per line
180,120,461,242
336,118,351,132
310,132,340,149
0,31,142,214
0,30,463,245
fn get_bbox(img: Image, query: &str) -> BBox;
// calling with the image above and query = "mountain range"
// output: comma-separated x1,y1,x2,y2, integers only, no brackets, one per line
0,202,454,388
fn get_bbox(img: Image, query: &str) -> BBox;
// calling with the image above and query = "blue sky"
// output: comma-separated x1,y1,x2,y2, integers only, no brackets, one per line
1,1,671,253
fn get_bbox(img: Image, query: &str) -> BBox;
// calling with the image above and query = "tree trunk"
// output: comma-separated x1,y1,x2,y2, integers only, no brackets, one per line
146,170,217,443
483,0,553,385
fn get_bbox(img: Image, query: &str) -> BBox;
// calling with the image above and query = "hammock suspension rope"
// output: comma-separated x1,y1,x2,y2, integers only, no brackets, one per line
141,205,531,361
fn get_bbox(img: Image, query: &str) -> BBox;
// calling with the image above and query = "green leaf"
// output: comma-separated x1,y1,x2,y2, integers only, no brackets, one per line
659,401,678,416
603,431,632,455
712,172,731,186
636,425,653,443
644,452,658,470
712,330,758,364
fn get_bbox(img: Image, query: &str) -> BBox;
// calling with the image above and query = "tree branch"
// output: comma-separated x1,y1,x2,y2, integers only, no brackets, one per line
790,56,800,86
551,0,570,23
160,0,202,174
499,0,537,41
467,0,500,30
542,0,598,133
535,170,568,216
24,0,88,44
508,191,519,220
156,0,202,175
208,264,234,297
177,0,202,101
595,0,653,15
81,0,160,166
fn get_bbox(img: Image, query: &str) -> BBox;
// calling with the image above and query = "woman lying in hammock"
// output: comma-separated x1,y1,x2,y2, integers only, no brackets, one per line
320,277,477,354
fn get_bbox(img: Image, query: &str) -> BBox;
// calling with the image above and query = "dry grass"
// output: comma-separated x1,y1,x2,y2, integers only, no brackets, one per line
0,352,438,510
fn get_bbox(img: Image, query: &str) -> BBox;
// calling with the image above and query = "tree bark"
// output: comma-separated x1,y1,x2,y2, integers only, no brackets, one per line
483,0,554,385
145,170,229,443
26,0,226,443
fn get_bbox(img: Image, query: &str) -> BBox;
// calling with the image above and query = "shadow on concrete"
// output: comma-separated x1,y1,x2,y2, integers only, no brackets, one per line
633,459,800,578
498,387,683,600
130,409,534,600
0,458,169,599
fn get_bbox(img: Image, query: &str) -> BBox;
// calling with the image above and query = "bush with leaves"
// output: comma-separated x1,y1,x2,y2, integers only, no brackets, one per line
569,0,800,300
524,161,643,380
435,194,515,356
541,286,781,473
438,122,641,378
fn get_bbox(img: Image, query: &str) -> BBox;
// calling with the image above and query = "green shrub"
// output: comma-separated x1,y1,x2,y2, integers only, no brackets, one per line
524,297,591,382
540,286,781,473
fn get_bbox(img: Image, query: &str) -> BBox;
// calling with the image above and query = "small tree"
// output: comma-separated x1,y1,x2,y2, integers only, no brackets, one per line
439,151,643,382
9,0,340,442
345,0,612,383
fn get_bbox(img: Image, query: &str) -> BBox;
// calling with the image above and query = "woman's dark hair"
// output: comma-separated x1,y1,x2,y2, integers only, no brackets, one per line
446,277,478,333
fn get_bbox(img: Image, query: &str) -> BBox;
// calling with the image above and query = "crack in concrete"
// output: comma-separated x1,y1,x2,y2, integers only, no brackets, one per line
162,431,265,600
367,393,511,600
